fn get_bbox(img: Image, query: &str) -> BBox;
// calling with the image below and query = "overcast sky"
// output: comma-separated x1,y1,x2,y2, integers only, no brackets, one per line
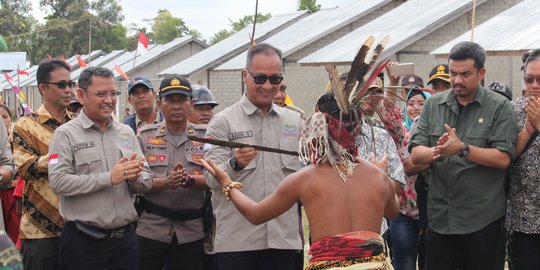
30,0,349,41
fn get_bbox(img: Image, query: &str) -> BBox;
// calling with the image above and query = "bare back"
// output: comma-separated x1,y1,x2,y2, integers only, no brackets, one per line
296,160,399,242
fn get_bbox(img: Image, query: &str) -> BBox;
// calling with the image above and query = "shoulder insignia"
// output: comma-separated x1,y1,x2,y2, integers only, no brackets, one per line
147,136,166,145
139,123,159,133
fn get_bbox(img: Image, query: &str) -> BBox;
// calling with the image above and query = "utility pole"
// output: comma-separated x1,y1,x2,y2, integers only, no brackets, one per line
88,19,92,66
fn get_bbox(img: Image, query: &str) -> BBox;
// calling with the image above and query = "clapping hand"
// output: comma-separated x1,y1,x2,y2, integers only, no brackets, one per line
111,153,144,185
165,162,186,190
433,124,463,159
526,96,540,131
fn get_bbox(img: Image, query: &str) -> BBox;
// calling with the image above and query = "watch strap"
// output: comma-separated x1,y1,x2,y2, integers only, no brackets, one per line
229,156,242,171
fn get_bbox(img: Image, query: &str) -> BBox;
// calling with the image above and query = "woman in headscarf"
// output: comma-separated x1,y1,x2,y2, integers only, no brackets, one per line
389,88,431,270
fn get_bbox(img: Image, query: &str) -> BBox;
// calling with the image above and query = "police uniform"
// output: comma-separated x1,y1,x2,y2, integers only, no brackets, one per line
137,74,207,270
137,122,206,241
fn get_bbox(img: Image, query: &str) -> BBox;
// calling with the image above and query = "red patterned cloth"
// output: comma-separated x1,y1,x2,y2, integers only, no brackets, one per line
306,231,392,270
309,231,385,262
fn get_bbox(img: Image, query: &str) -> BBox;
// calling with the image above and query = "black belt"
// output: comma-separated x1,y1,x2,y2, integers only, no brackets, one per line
72,221,131,240
141,197,203,221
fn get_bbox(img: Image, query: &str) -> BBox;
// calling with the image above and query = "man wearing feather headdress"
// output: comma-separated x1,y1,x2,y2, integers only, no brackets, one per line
200,90,399,269
202,36,400,270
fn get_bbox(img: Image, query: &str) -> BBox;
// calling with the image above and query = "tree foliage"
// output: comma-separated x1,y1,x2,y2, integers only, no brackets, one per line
1,0,127,64
298,0,320,13
210,13,271,45
0,0,33,36
151,9,190,44
0,1,203,65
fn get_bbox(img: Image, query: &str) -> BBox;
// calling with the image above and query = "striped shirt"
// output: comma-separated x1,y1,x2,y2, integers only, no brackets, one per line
12,105,73,239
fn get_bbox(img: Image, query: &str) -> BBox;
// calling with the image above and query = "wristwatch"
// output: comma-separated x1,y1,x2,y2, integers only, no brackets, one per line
185,175,195,187
459,142,470,157
229,156,242,171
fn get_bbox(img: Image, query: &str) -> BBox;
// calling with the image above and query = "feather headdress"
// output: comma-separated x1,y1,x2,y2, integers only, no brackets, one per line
299,35,391,182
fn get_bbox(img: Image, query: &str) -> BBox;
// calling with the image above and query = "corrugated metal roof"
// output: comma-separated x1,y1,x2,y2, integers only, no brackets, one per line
431,0,540,55
298,0,487,65
1,66,37,90
70,50,126,80
100,44,158,79
216,0,392,71
158,11,309,76
117,37,207,76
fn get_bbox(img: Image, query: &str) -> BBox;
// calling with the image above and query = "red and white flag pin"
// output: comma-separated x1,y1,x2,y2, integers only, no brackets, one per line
49,153,59,165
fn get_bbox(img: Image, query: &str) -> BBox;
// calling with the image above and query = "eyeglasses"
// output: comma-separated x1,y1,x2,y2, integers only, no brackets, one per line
42,81,77,89
88,90,121,98
524,77,540,85
247,70,284,85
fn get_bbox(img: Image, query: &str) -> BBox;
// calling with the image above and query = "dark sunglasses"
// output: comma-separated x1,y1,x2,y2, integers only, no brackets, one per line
42,81,77,89
524,77,540,85
247,70,284,85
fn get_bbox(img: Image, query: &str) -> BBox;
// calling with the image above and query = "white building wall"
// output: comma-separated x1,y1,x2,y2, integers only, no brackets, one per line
208,70,244,113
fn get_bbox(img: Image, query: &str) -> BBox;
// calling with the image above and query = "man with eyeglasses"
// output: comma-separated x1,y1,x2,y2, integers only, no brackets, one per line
124,77,159,134
409,41,518,270
48,66,152,269
12,59,76,270
204,43,304,270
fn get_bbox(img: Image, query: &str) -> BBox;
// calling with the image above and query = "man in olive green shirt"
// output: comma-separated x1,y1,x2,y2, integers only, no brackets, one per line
409,41,517,270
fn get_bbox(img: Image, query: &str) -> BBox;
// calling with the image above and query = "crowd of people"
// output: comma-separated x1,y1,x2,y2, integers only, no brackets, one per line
0,40,536,270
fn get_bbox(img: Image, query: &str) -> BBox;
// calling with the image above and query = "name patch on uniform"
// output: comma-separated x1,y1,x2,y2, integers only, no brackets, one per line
147,137,166,145
146,145,167,151
228,130,253,140
71,141,95,152
185,145,204,153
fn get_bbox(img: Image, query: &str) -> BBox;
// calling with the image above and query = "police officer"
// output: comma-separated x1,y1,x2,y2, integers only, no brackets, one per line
137,74,208,270
273,80,305,119
188,85,219,126
186,85,219,270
